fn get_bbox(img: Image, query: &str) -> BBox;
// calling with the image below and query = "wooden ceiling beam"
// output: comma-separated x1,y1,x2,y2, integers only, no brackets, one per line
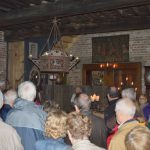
74,16,150,34
0,0,150,27
5,16,150,41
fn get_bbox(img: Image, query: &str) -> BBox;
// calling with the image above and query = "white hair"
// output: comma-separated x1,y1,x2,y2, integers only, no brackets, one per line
121,88,136,101
0,90,3,109
115,98,136,117
4,89,17,105
18,81,36,101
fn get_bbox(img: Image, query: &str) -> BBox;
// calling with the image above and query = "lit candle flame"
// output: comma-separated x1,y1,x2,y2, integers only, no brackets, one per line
113,64,116,68
106,63,109,67
29,54,32,58
100,64,103,68
90,94,100,102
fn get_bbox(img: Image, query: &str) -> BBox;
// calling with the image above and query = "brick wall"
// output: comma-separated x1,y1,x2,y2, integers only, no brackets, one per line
67,29,150,92
0,31,7,81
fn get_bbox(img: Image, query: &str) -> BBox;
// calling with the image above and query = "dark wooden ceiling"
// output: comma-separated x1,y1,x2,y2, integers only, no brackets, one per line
0,0,150,41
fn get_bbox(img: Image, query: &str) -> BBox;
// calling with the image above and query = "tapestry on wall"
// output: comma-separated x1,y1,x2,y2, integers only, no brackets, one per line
92,34,129,63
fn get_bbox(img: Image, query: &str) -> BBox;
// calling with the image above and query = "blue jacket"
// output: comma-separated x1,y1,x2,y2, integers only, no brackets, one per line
6,98,47,150
0,104,12,121
143,103,150,120
35,138,71,150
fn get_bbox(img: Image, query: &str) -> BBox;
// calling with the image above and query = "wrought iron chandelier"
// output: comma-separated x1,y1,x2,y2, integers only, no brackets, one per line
29,18,80,85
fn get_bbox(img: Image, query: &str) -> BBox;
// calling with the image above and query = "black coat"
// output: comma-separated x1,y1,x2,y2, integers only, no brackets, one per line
81,110,107,148
104,99,118,133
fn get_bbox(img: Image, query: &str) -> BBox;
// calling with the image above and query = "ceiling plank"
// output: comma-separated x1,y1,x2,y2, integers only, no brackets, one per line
5,16,150,41
0,0,150,27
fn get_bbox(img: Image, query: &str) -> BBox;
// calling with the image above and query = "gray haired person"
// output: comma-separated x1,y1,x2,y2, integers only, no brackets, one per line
109,98,140,150
0,89,17,121
0,90,23,150
121,88,136,101
6,81,47,150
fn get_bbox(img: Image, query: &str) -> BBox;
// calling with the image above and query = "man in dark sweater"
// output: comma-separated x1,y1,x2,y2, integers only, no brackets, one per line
74,93,107,148
104,86,119,133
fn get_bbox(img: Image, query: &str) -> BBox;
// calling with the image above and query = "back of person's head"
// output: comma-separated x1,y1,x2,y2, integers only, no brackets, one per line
75,86,82,93
107,86,119,99
18,81,36,101
4,89,17,106
43,100,60,113
67,112,92,140
45,110,67,139
0,90,3,109
121,88,136,101
74,93,91,110
0,80,5,91
125,126,150,150
115,98,136,123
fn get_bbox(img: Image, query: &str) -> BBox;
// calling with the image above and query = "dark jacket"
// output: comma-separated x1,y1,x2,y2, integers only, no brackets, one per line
6,98,47,150
104,99,118,133
81,110,107,148
0,104,12,121
143,103,150,120
35,138,71,150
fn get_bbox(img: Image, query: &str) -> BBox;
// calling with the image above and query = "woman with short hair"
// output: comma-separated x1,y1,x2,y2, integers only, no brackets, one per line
35,110,71,150
67,112,105,150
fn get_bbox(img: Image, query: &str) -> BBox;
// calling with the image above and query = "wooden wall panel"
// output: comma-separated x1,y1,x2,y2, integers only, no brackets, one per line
8,41,24,89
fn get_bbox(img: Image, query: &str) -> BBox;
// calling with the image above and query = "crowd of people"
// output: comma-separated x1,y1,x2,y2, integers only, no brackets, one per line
0,81,150,150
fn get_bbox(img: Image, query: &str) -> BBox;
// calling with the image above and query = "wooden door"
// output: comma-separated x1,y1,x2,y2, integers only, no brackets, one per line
8,41,24,89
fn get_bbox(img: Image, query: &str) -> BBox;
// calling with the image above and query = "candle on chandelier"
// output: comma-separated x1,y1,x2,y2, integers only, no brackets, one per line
106,62,109,67
100,64,103,68
113,64,116,68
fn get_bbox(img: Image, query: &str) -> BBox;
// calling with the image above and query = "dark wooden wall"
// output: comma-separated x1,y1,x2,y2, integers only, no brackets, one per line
42,84,108,112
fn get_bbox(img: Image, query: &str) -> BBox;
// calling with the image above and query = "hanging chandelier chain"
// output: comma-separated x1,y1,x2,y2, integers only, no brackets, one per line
40,23,55,56
55,20,64,51
40,17,63,56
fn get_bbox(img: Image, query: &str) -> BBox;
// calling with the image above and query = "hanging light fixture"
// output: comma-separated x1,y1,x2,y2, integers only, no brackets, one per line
29,18,80,85
39,18,70,72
